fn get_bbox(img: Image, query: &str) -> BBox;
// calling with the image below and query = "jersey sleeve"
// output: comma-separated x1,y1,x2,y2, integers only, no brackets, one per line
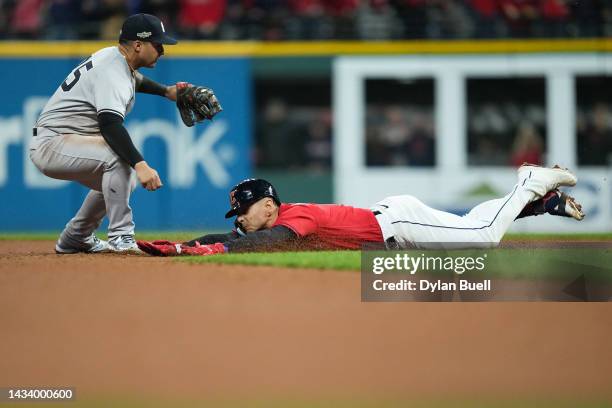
275,205,319,237
93,69,133,119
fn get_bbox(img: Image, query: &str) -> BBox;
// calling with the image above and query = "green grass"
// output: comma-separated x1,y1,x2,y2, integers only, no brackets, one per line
181,250,361,270
181,247,612,280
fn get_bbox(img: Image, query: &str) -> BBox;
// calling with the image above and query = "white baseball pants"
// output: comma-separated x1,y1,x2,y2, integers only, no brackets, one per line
371,184,537,249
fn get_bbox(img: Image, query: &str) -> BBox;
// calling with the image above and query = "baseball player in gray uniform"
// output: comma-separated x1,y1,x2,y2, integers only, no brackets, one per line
29,14,221,254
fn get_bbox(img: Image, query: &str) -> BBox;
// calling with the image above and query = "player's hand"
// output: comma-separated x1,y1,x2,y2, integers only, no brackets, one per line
181,242,226,256
137,240,179,256
137,240,226,257
134,161,162,191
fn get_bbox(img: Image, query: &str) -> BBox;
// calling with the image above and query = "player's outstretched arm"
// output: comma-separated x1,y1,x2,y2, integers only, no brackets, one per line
137,226,299,256
134,71,222,126
184,231,241,246
225,226,298,253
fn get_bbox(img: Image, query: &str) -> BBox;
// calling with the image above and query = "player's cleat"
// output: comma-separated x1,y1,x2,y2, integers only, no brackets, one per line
518,163,577,197
55,234,110,254
108,235,143,254
517,189,585,221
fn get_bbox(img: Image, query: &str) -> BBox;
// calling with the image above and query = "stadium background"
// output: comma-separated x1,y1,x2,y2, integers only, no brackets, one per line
0,2,611,408
0,0,611,232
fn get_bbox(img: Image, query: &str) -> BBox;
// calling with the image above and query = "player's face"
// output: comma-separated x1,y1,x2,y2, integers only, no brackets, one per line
139,41,164,68
236,198,275,232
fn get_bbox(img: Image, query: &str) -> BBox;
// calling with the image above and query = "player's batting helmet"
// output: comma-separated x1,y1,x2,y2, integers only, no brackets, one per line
224,178,281,218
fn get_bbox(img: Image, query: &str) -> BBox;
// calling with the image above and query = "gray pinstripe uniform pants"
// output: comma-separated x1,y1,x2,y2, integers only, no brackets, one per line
29,128,137,243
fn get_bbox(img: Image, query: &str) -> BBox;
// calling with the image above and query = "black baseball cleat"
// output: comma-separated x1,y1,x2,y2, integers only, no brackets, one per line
517,189,585,221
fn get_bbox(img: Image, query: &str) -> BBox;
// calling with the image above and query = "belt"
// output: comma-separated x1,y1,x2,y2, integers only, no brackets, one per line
33,128,37,136
372,210,399,249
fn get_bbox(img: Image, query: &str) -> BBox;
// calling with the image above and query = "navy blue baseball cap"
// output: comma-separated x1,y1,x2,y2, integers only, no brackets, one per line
119,14,177,45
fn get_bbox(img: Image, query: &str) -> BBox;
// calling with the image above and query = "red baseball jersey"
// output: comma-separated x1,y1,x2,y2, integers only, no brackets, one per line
273,203,384,250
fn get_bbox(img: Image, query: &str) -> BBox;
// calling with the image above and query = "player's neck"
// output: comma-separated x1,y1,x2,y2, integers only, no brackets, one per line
118,44,140,72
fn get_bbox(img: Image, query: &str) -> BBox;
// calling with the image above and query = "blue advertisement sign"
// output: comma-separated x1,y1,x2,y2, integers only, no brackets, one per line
0,56,251,231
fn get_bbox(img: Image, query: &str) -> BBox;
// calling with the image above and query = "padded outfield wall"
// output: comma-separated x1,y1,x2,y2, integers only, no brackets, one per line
0,40,610,231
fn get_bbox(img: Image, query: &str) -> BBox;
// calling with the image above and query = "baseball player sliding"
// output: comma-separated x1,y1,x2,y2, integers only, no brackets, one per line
137,164,585,256
29,14,222,254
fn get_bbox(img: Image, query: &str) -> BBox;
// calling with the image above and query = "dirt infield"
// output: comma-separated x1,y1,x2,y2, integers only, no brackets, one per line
1,240,611,403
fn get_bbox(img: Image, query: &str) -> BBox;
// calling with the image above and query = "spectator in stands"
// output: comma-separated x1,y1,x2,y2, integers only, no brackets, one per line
428,0,474,39
99,0,128,40
378,107,411,165
578,103,612,166
133,0,178,30
356,0,401,40
539,0,569,37
0,1,13,38
45,0,81,40
510,122,544,167
178,0,227,39
324,0,358,39
2,0,612,41
78,0,127,40
257,99,308,168
304,109,332,170
499,0,539,37
470,0,506,38
569,0,603,37
407,112,435,166
392,0,428,39
471,135,508,166
9,0,43,39
245,0,288,40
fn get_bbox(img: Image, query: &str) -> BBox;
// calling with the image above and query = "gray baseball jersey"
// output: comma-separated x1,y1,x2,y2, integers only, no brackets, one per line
36,46,136,136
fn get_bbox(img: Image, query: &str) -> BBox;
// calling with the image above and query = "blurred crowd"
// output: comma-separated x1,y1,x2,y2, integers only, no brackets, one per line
255,91,611,170
366,106,435,166
577,103,612,166
1,0,611,41
468,102,547,166
255,99,332,171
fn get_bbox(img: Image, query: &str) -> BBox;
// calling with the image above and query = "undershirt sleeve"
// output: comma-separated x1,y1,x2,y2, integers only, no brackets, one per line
224,226,298,253
98,112,144,167
184,231,241,246
135,71,168,97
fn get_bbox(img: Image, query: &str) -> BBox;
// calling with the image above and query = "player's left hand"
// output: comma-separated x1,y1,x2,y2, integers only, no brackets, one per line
137,240,226,256
176,82,223,127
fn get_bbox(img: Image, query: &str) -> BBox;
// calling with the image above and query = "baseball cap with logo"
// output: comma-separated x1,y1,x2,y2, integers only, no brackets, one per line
119,13,177,45
225,179,281,218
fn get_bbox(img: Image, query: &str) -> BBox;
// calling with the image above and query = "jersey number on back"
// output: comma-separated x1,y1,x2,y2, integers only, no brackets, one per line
61,59,94,92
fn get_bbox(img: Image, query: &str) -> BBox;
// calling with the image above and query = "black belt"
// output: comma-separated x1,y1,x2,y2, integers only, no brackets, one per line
372,210,399,249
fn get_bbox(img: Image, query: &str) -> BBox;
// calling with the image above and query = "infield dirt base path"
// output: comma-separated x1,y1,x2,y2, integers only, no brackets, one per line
0,241,611,402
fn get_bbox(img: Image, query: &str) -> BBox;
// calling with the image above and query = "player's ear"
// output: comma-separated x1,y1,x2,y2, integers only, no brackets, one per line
133,41,142,52
264,198,275,215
